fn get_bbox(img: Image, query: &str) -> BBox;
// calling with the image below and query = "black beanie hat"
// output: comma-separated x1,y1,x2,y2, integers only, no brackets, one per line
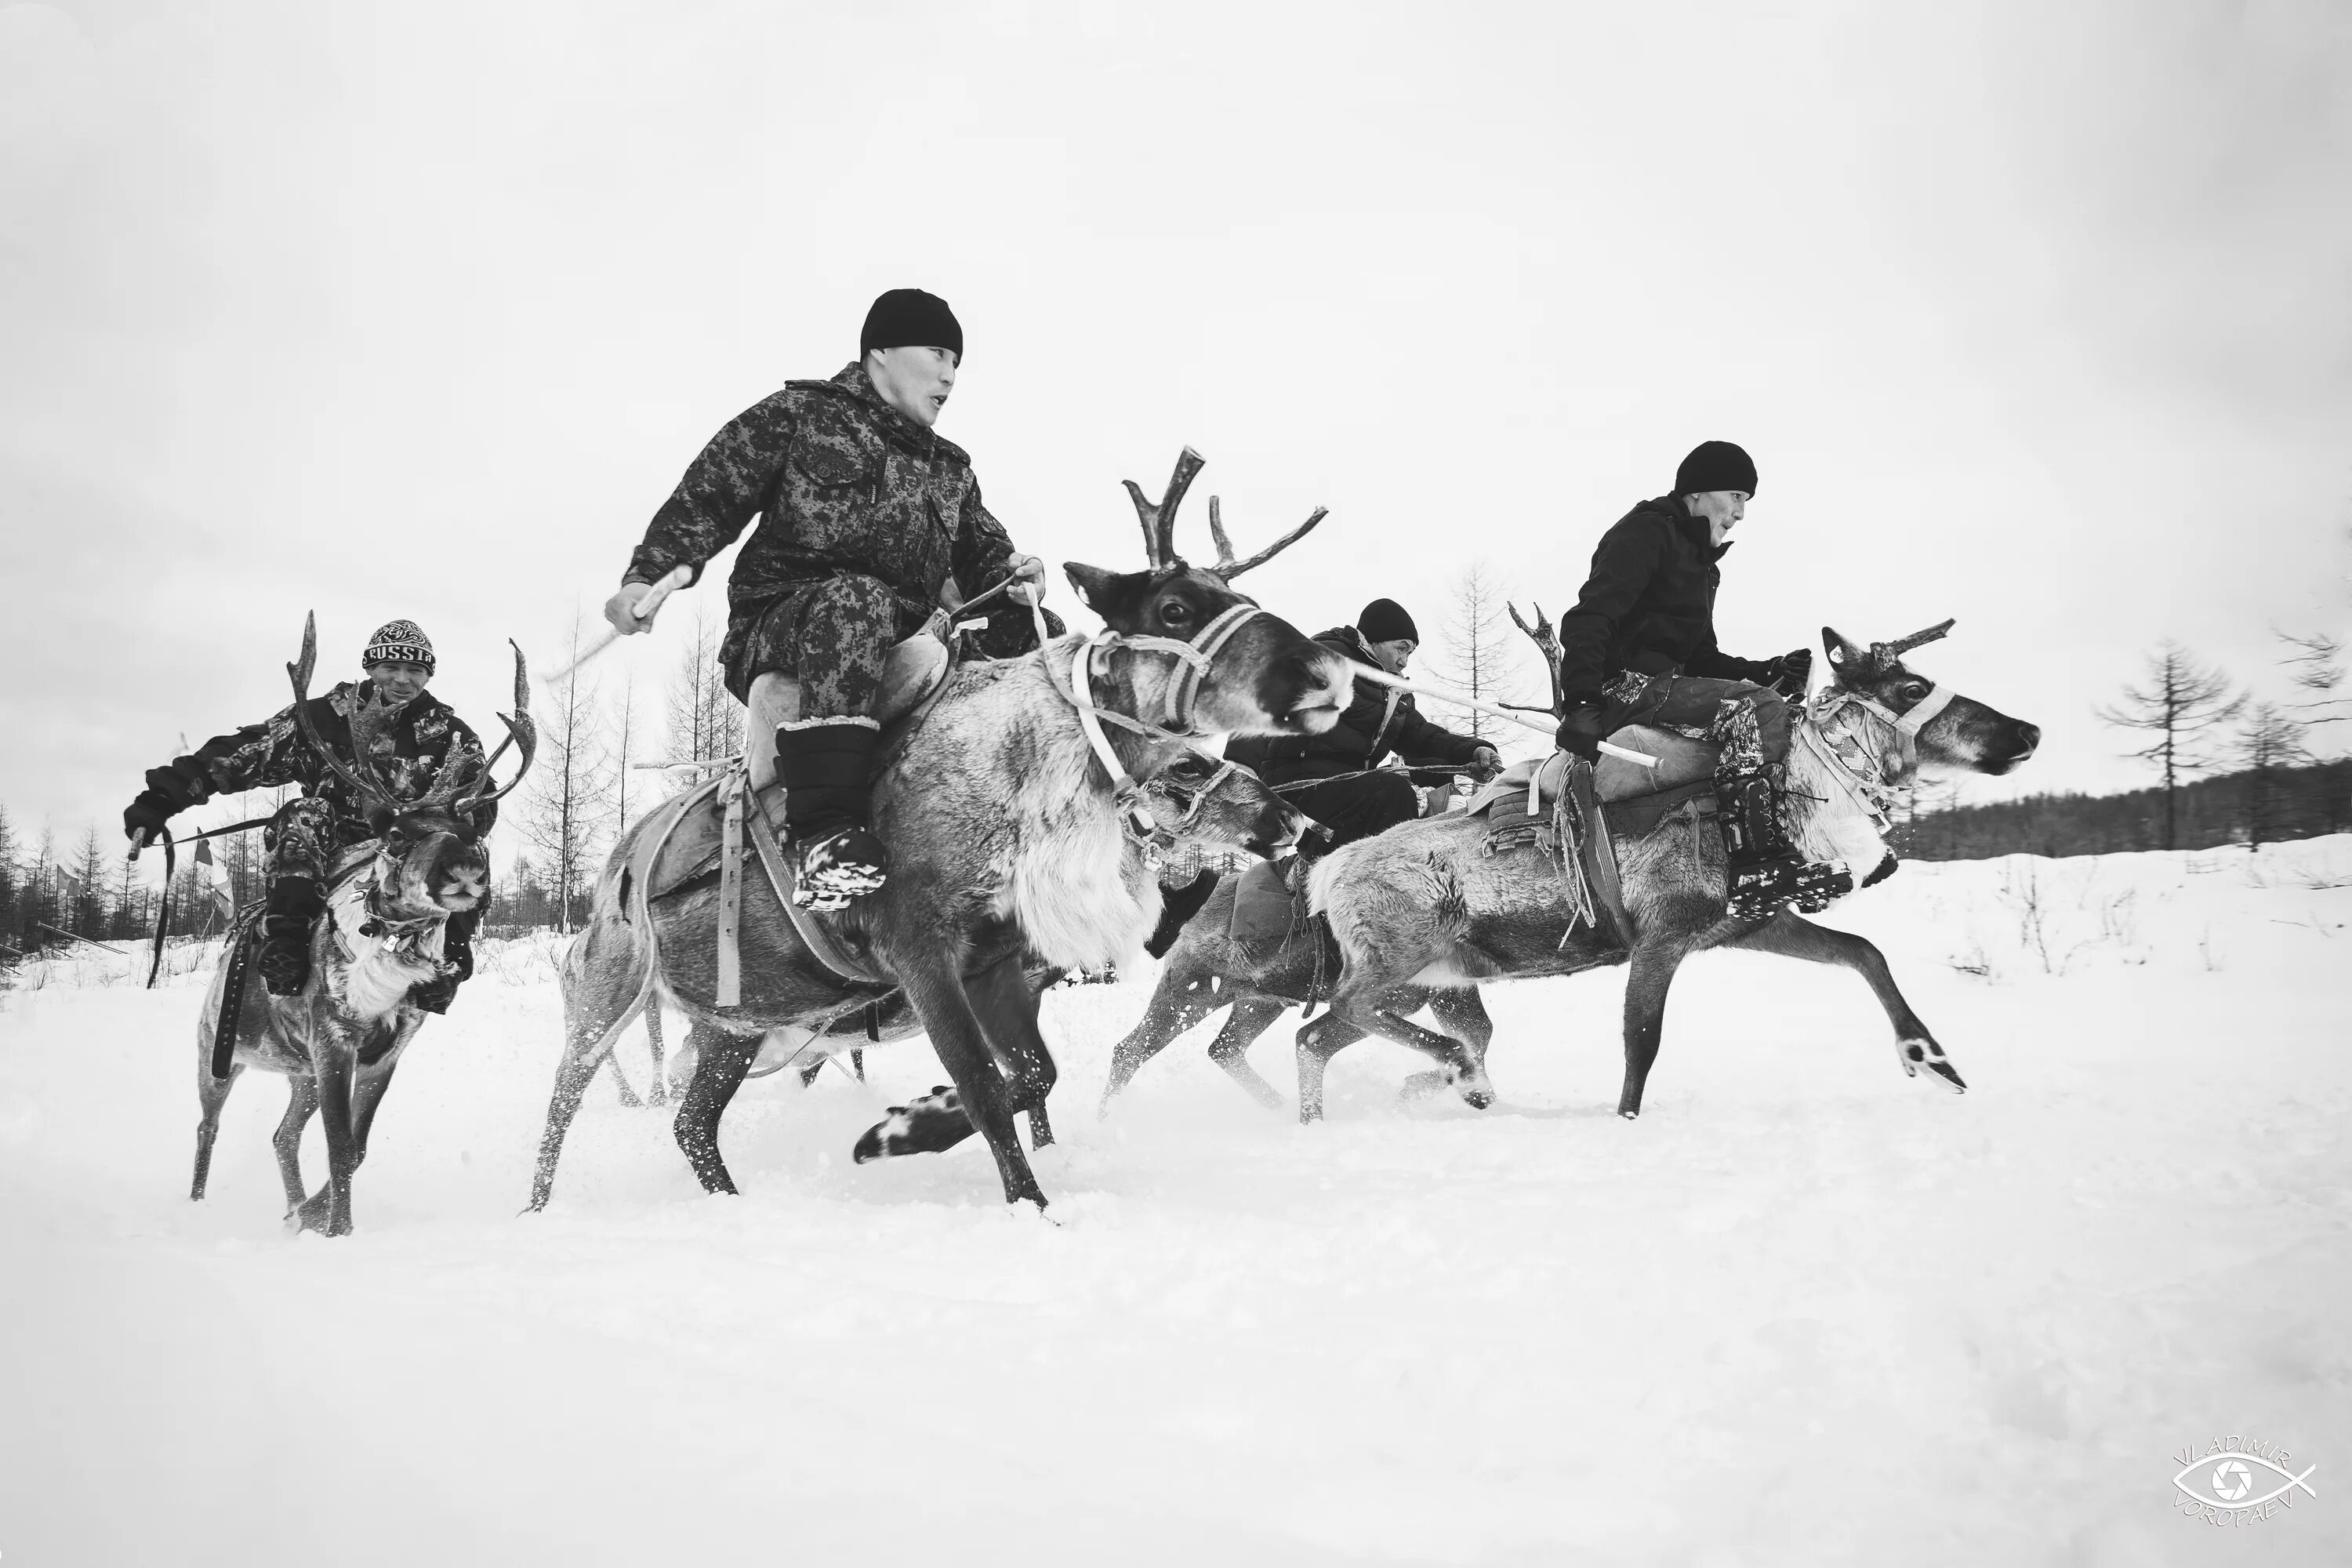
1674,441,1758,498
860,288,964,361
1358,598,1419,644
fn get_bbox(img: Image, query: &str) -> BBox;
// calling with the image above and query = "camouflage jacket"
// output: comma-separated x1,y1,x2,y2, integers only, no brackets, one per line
624,363,1038,665
136,684,494,847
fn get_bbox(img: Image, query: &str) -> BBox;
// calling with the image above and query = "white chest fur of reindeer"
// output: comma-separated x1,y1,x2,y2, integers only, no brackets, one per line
321,862,452,1020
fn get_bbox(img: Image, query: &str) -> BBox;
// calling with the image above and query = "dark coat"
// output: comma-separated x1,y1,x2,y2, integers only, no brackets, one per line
1555,495,1774,706
625,364,1036,688
1225,626,1485,785
132,684,494,849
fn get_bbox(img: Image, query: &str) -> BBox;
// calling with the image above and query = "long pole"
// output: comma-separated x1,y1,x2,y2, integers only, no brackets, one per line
1350,666,1657,768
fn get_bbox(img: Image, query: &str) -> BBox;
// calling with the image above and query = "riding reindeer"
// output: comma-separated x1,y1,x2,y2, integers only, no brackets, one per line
1291,619,2038,1120
190,617,535,1235
528,451,1352,1213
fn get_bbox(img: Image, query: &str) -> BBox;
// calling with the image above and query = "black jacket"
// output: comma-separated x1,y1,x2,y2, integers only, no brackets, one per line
133,684,493,848
1556,495,1773,706
1225,626,1485,785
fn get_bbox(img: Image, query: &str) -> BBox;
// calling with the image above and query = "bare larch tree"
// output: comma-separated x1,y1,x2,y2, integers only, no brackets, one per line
524,617,616,932
2096,641,2242,851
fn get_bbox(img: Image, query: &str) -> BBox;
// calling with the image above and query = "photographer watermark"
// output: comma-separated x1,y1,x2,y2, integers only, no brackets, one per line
2170,1436,2317,1526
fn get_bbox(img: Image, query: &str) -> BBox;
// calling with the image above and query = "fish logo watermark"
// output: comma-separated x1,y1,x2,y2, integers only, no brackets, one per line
2170,1436,2316,1526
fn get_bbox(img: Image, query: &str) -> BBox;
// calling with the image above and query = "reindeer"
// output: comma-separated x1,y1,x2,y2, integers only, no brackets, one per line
1289,619,2038,1120
189,616,535,1236
582,753,1305,1137
527,451,1352,1213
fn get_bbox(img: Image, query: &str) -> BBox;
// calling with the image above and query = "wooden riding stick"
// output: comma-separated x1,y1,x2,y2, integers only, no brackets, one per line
543,564,692,686
1350,666,1659,767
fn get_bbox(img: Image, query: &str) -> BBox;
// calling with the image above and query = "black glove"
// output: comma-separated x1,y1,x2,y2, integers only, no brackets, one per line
123,792,174,845
1765,648,1813,699
1555,703,1606,762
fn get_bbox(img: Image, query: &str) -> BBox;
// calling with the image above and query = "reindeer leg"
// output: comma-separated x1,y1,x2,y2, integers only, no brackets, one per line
1618,935,1698,1120
1293,1010,1369,1125
271,1074,319,1213
191,1060,241,1203
528,960,650,1212
292,1034,358,1237
608,1050,646,1109
1205,997,1293,1112
1723,912,1965,1092
1428,987,1494,1071
1358,995,1494,1111
886,949,1044,1208
673,1024,761,1195
966,951,1058,1151
644,1005,669,1108
1099,958,1222,1112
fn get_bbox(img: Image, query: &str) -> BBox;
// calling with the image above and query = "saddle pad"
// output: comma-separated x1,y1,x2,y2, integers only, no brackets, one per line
1465,752,1571,819
1227,858,1307,946
641,773,731,902
1595,725,1718,802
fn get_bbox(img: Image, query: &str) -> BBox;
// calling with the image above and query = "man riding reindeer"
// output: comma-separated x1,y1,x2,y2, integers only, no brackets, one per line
1552,440,1843,920
122,619,494,1011
1145,598,1501,956
601,287,1056,910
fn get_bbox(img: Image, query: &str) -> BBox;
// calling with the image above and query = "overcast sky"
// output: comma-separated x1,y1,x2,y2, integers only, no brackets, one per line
4,0,2347,873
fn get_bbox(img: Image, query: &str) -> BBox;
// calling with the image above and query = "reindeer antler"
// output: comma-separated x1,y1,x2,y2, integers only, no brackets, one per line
1867,618,1955,671
1206,493,1330,580
1508,601,1566,717
453,640,537,811
1122,447,1207,570
286,612,397,811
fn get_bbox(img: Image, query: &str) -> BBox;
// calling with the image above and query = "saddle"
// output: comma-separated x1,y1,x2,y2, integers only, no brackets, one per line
1462,731,1723,944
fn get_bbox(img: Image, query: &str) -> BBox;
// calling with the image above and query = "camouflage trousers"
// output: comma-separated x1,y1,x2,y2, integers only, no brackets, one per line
262,797,344,890
726,574,928,717
1600,673,1789,765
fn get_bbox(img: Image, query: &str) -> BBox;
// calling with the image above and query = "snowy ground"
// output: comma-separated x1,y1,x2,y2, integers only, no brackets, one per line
3,840,2348,1566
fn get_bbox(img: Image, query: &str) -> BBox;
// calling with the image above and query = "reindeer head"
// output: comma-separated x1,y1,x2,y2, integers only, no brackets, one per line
1062,448,1352,737
1141,751,1313,863
288,612,538,919
1821,620,2040,778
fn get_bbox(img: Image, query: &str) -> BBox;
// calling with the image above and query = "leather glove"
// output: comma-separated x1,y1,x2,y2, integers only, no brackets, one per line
1555,703,1606,762
1766,648,1813,699
123,793,173,847
1467,746,1502,782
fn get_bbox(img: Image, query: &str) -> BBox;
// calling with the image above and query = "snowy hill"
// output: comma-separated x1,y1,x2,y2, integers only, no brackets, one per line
2,840,2347,1566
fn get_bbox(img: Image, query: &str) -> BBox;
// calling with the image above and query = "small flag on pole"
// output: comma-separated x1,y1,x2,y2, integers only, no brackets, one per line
193,837,234,918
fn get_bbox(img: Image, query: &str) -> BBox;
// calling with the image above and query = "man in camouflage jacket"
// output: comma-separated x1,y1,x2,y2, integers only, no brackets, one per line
121,619,493,1007
602,287,1050,909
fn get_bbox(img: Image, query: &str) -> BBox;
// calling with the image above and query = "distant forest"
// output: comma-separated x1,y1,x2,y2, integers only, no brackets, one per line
1893,759,2352,861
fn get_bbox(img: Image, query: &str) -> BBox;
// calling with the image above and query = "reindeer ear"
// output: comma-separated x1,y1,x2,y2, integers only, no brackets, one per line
1065,562,1125,615
366,804,397,840
1822,626,1869,673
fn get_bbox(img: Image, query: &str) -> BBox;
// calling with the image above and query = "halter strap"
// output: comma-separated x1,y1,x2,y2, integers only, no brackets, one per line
1800,681,1956,829
1032,594,1269,848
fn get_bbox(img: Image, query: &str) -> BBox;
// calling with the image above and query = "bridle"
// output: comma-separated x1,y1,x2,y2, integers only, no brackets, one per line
1035,597,1272,846
1798,681,1955,830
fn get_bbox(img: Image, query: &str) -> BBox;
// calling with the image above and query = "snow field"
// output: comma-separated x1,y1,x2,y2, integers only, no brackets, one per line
2,840,2347,1566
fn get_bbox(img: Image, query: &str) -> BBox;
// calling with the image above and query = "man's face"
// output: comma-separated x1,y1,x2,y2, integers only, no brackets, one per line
368,660,432,708
865,345,958,427
1686,489,1748,546
1370,637,1416,675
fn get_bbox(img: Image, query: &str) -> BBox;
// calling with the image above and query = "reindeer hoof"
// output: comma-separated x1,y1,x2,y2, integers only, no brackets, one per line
853,1087,969,1163
1451,1065,1495,1111
1896,1038,1967,1093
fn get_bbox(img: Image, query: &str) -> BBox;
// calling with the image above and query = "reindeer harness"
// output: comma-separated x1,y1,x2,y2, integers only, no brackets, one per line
1042,597,1268,853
